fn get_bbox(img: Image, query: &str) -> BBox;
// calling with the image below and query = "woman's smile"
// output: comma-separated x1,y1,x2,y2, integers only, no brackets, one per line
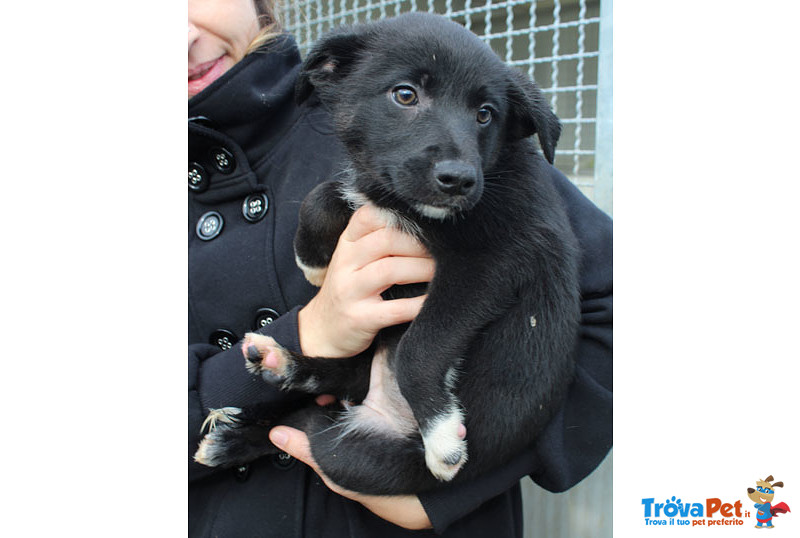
188,56,228,96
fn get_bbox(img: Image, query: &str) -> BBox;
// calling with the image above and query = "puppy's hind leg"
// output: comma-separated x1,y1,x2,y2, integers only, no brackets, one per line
389,336,469,481
303,406,441,495
194,399,316,468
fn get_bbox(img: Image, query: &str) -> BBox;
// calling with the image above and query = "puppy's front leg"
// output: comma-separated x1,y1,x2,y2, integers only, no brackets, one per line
243,332,371,400
393,264,511,482
294,181,353,286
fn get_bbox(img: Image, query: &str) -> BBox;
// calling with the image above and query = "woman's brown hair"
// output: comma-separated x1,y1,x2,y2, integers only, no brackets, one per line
247,0,283,53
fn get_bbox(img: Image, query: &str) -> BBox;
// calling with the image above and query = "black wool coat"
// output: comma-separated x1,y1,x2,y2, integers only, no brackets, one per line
188,35,613,538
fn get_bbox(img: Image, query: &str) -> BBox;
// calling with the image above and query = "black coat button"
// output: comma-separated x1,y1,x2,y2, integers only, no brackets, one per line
188,162,209,192
242,194,269,223
196,211,224,241
211,146,235,173
272,452,295,470
209,329,237,350
233,464,250,482
254,308,280,330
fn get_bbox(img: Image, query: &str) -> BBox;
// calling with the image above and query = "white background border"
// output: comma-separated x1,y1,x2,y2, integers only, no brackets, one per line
2,1,798,535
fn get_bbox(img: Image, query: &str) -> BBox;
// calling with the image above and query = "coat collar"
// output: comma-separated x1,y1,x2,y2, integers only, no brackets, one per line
188,34,302,156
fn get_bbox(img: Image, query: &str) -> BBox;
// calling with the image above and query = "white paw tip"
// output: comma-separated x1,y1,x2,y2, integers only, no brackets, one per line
295,255,328,287
423,411,468,481
194,440,210,464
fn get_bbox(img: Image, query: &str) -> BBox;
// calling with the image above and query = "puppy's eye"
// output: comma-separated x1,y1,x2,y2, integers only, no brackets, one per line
392,86,418,106
477,107,493,125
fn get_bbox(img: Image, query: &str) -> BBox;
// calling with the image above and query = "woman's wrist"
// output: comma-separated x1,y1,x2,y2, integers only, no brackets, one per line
298,298,342,358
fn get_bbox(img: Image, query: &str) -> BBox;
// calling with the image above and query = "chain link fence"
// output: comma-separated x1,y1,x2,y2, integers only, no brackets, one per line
281,0,612,216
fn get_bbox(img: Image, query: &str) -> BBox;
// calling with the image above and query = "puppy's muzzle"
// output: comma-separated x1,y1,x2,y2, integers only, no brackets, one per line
433,160,479,197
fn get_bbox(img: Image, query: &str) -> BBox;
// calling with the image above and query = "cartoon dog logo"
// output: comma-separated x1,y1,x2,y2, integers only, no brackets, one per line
747,475,791,529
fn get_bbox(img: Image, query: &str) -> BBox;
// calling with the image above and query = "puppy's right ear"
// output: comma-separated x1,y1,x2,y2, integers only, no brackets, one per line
295,28,369,104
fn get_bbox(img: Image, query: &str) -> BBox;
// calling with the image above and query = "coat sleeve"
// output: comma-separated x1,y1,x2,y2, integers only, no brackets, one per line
189,306,308,482
418,166,613,533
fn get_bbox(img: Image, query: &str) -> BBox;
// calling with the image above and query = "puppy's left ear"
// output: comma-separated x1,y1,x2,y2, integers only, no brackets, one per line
505,69,561,164
296,27,369,105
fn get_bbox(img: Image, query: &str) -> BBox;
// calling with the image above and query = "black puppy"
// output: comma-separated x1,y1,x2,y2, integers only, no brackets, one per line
195,13,580,495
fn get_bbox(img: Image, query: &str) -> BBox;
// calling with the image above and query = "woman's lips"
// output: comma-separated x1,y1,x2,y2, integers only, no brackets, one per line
188,56,226,97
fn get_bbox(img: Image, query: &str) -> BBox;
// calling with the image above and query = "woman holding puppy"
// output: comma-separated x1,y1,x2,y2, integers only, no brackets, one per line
188,0,613,536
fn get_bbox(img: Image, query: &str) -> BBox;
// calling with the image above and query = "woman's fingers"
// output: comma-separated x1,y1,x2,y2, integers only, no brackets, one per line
349,228,430,269
373,295,428,327
297,203,435,358
357,256,436,293
339,206,429,269
340,205,387,242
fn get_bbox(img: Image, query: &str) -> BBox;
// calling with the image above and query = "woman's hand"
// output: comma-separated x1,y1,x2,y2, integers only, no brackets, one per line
298,205,434,358
269,426,433,530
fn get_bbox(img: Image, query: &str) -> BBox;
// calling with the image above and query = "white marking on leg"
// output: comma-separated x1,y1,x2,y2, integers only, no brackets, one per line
194,437,214,465
422,406,468,481
195,407,242,466
444,366,459,392
295,254,328,286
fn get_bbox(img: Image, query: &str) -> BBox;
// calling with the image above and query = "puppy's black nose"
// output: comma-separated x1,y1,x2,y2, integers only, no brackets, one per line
433,161,478,196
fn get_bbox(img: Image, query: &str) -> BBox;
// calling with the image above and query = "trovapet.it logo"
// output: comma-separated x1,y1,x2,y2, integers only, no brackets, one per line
641,474,792,529
642,496,746,527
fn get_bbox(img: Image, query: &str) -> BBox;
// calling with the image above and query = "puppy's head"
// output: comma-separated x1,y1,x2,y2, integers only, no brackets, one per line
297,13,560,220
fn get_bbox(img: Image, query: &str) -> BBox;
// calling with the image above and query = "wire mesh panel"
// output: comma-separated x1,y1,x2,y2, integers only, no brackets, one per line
281,0,608,208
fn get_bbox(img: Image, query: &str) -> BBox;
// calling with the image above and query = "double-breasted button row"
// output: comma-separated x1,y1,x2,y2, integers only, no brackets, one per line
195,195,269,241
208,308,282,350
187,146,237,191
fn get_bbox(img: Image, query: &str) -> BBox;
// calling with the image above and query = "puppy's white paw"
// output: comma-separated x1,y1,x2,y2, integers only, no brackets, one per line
194,407,242,467
295,255,328,287
422,408,468,481
242,334,291,382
